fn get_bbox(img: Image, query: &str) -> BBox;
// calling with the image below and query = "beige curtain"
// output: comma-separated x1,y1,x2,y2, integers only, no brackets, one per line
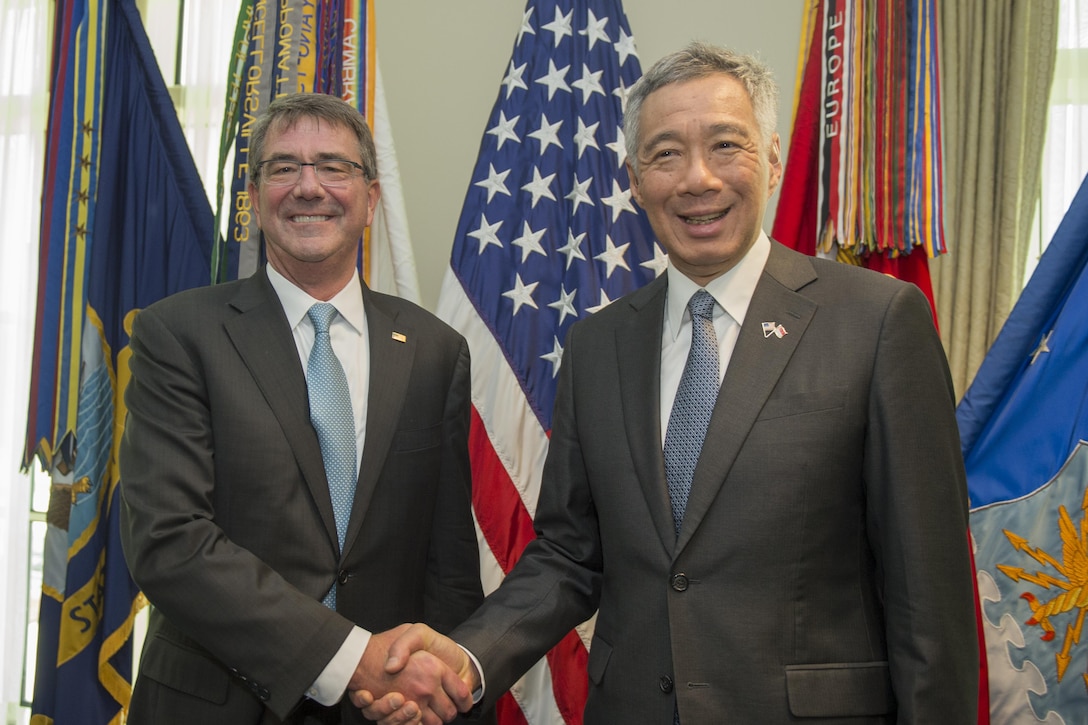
1026,0,1088,283
136,0,240,209
0,0,51,710
933,1,1060,398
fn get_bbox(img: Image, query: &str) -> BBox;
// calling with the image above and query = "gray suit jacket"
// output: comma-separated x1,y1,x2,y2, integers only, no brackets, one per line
454,242,978,723
120,269,484,724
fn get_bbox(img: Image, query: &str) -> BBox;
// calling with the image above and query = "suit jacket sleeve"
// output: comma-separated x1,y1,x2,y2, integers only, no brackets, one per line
864,283,978,722
422,335,483,632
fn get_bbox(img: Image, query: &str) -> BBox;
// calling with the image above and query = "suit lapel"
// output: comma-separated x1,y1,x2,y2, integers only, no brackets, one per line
616,276,677,552
676,244,818,552
342,285,415,553
223,272,339,549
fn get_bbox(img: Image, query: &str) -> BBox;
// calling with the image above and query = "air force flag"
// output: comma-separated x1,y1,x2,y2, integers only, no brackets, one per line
961,174,1088,724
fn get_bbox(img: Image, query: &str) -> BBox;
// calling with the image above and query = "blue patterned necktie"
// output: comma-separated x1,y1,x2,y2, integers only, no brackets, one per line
664,289,720,537
306,302,358,608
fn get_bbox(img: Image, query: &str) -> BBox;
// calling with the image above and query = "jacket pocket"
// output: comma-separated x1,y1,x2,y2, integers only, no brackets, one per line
139,630,231,704
785,661,893,717
586,635,613,685
391,422,442,452
756,386,846,421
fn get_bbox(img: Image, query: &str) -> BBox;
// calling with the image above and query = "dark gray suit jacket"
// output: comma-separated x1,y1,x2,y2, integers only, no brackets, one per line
454,242,978,723
120,269,484,724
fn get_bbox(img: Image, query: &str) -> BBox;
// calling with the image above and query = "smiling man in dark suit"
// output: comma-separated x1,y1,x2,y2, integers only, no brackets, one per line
363,42,979,724
119,93,481,725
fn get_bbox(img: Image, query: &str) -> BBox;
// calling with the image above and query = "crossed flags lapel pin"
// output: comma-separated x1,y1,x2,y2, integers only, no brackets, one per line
762,321,788,339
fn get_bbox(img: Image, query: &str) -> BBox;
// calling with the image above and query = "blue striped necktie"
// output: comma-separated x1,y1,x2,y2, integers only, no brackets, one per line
664,289,719,537
306,302,357,609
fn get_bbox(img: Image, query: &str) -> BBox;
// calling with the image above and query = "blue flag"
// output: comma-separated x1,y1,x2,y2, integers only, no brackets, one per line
27,1,214,722
960,173,1088,722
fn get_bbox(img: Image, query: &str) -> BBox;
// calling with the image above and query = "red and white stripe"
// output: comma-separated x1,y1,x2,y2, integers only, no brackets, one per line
438,272,591,725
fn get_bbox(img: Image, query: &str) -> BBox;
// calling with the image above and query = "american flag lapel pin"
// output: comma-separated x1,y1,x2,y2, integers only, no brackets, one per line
761,321,788,339
391,331,407,343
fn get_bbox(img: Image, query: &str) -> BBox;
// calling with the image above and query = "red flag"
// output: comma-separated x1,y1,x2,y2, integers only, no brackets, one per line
772,0,942,330
772,1,823,258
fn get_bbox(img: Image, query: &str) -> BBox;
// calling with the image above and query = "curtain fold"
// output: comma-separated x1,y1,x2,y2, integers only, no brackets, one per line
933,0,1059,397
171,1,240,211
0,0,50,709
1026,0,1088,283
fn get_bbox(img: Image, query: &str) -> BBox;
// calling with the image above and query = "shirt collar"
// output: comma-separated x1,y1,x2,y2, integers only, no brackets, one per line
665,231,771,341
265,264,366,335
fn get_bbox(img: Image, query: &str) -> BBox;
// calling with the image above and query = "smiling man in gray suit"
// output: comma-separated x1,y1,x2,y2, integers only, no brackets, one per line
120,94,482,725
363,42,979,724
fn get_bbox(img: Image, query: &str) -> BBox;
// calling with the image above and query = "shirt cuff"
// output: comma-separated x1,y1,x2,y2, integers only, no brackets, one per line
307,626,371,705
459,644,486,704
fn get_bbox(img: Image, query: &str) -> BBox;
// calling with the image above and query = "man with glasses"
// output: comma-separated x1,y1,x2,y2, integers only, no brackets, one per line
119,93,483,725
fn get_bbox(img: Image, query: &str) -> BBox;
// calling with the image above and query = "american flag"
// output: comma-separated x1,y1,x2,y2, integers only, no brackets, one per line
435,1,660,722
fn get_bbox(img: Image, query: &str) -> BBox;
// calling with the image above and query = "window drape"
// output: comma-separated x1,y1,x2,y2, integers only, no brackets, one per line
932,1,1061,397
1024,0,1088,285
0,0,51,710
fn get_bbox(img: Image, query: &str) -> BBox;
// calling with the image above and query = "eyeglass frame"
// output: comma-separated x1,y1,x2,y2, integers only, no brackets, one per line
253,158,368,187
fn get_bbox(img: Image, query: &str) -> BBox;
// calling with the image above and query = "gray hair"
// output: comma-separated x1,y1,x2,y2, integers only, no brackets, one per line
624,42,779,174
247,93,377,185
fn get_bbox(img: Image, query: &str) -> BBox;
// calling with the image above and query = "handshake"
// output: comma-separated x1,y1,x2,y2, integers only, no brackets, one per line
349,623,480,725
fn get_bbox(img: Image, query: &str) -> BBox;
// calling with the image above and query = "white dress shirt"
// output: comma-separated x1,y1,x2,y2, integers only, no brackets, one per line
659,232,771,441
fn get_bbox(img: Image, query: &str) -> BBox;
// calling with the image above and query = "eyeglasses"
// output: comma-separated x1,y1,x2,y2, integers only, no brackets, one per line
256,159,366,187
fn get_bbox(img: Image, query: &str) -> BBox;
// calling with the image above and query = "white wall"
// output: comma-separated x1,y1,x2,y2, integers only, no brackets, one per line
375,1,805,311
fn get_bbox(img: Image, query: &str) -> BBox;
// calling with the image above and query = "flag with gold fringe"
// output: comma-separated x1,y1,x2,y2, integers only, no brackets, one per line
214,0,419,300
24,0,215,722
772,0,942,323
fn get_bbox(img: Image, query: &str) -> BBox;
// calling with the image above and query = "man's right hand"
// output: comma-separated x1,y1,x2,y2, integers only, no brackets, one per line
349,623,481,725
346,624,473,725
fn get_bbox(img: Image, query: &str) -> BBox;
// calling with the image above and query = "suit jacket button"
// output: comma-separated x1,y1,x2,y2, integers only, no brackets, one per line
338,569,350,585
659,675,674,693
671,573,689,592
257,686,271,701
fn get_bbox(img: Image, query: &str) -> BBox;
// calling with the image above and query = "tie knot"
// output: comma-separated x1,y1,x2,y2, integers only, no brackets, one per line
308,302,338,335
688,289,715,320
